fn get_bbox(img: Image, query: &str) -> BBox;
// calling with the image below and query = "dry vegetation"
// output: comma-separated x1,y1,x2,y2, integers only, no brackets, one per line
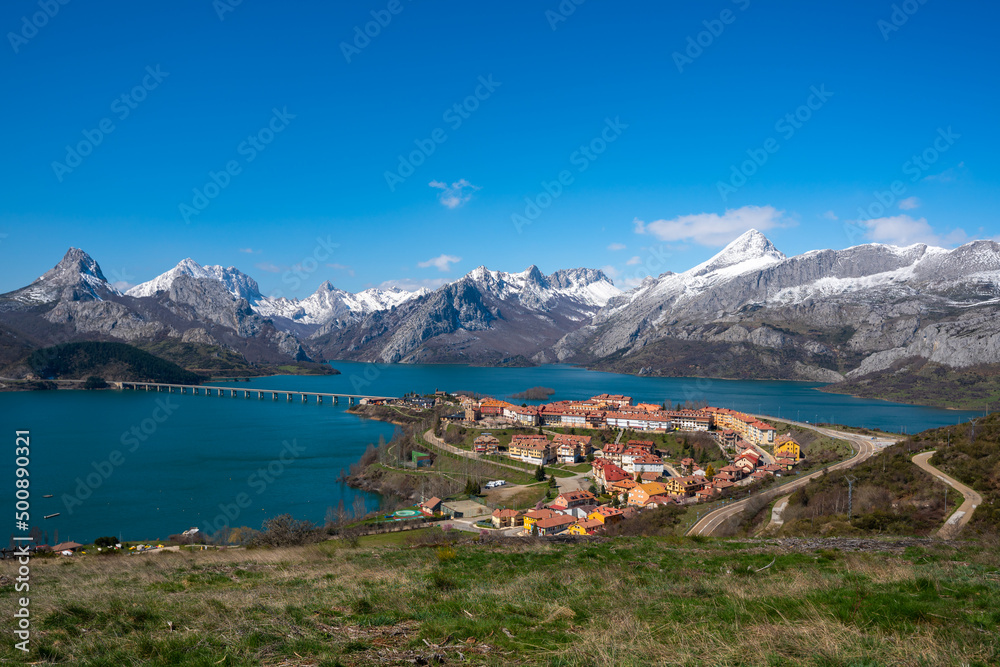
2,534,998,665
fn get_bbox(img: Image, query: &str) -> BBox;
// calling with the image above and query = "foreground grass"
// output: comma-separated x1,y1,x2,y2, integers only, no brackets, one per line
2,535,998,666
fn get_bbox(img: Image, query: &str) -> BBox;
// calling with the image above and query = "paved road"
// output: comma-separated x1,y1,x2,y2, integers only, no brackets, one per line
688,420,887,537
912,451,982,539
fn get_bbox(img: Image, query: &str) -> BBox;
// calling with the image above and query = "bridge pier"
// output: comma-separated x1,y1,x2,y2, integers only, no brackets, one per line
302,394,307,403
333,396,339,405
318,396,323,404
349,397,355,405
287,393,292,402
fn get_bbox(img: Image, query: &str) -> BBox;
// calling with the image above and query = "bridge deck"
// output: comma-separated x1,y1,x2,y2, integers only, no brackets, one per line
116,382,395,400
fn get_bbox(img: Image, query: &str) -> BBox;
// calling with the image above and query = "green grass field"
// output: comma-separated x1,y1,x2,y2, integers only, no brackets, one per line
4,534,997,665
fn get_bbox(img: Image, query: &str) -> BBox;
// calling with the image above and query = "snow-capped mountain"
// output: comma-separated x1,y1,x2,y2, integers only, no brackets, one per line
463,265,619,314
310,265,620,364
127,258,427,329
255,281,428,326
127,258,263,301
2,247,122,307
574,229,1000,383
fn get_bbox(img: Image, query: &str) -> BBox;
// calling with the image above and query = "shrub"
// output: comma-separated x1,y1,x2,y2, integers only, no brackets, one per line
248,514,318,547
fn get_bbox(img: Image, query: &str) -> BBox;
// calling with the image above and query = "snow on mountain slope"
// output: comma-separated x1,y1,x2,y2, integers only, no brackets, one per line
463,265,619,313
4,248,121,305
126,258,427,327
254,281,427,325
127,259,262,301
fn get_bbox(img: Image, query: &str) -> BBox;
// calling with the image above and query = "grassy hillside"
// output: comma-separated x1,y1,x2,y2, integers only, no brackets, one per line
2,535,997,665
774,412,1000,537
777,441,958,537
25,341,204,384
909,412,1000,531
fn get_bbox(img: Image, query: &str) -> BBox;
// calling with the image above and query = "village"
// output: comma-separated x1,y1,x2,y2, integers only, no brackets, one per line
369,392,811,538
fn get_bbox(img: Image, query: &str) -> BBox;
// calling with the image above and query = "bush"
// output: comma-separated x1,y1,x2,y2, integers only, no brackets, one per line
93,536,118,549
248,514,318,547
83,376,108,389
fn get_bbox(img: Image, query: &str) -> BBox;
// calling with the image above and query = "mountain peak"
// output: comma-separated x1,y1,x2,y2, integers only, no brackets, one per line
52,247,109,282
690,229,785,277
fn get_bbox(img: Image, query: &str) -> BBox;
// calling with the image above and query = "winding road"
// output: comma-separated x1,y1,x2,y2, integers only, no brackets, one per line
912,451,982,538
687,421,887,537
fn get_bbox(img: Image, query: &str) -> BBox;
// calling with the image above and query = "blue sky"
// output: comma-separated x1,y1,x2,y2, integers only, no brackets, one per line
1,0,997,298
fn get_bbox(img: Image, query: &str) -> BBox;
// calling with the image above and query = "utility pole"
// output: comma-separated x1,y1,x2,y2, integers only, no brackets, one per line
845,475,856,519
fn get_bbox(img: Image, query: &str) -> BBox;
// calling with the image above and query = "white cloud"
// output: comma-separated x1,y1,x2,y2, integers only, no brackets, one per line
924,161,965,183
859,215,968,247
255,261,282,273
633,205,791,246
417,254,462,272
111,280,134,291
626,256,642,265
378,277,450,292
823,210,839,221
238,247,261,254
600,265,620,280
325,263,355,277
898,197,921,211
607,243,627,251
429,179,480,208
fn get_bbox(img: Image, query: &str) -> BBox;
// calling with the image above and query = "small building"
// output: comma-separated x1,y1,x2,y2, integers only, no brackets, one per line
412,451,432,467
535,514,576,536
419,497,442,515
627,481,668,507
568,519,604,535
491,508,522,528
550,490,597,510
587,507,625,526
774,436,802,461
523,508,559,533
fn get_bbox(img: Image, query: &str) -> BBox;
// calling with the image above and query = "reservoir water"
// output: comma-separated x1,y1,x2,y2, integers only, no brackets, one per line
0,362,981,543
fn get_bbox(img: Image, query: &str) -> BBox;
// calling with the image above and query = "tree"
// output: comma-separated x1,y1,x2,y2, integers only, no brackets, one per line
705,464,716,478
535,465,546,482
94,536,118,553
250,514,318,547
83,376,108,389
464,478,481,496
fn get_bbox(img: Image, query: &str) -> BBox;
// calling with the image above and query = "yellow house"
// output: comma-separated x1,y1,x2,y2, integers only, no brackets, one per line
522,509,557,532
568,519,604,535
774,437,801,460
587,507,625,526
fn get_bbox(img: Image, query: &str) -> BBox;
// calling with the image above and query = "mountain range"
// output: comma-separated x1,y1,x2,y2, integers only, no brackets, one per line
2,230,999,407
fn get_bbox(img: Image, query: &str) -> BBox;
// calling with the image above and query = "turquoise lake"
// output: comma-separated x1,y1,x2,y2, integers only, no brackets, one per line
0,362,981,544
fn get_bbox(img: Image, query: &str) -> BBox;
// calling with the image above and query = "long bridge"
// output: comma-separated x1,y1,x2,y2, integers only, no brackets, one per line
115,381,395,405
